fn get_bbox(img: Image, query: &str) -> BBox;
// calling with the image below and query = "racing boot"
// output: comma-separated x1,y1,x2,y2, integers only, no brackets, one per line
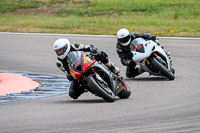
126,66,144,78
132,67,144,77
69,80,85,99
105,60,120,75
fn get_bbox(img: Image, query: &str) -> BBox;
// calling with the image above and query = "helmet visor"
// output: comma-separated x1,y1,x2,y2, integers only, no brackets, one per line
119,35,130,44
55,45,68,56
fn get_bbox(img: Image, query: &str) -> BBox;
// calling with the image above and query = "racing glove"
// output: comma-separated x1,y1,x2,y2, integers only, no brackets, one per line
94,51,109,64
150,35,157,41
66,74,74,81
90,45,98,53
142,33,157,41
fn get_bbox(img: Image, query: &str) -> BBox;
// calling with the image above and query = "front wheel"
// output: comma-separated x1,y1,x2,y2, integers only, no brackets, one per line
151,57,175,80
87,75,115,102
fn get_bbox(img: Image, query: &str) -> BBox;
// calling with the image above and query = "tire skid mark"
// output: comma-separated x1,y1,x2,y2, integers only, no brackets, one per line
0,71,70,103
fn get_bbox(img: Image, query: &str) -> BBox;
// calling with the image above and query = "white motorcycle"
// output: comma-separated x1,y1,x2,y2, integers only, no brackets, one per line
131,38,175,80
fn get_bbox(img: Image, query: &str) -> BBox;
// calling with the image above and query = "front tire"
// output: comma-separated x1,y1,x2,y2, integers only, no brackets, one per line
117,84,131,99
87,75,115,102
151,58,175,80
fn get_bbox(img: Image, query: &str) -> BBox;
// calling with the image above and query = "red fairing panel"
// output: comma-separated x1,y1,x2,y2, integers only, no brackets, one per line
82,55,96,73
69,69,83,80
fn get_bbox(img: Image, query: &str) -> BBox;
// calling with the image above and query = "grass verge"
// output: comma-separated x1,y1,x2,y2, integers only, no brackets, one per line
0,0,199,37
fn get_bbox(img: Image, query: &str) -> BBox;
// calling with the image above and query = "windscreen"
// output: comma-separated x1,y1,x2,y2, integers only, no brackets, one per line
131,38,145,50
67,51,82,67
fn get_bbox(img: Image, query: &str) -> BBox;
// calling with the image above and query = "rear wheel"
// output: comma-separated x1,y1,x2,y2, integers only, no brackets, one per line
151,58,175,80
87,75,115,102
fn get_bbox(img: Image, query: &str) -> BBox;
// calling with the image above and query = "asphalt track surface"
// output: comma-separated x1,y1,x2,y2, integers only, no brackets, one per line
0,33,200,133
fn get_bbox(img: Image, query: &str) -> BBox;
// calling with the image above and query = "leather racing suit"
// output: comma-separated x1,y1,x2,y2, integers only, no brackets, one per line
56,43,119,99
116,33,157,78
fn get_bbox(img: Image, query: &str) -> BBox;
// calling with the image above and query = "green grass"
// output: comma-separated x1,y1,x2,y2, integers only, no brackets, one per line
0,0,46,13
0,0,199,37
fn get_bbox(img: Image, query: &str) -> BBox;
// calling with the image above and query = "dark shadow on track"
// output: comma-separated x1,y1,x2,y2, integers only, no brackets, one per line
66,99,107,104
124,76,168,81
54,97,121,104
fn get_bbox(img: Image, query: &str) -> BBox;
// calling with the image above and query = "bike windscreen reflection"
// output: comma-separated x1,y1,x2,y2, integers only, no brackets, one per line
131,38,143,49
67,51,83,67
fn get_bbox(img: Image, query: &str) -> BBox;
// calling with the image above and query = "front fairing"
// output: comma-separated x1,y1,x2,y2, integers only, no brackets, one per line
131,38,155,62
67,51,83,79
131,39,172,72
67,51,96,79
67,51,84,73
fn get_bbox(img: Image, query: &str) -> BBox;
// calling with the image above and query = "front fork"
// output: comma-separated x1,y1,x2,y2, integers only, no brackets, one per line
145,53,165,68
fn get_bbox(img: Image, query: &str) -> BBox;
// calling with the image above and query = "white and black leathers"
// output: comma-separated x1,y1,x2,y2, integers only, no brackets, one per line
116,33,157,77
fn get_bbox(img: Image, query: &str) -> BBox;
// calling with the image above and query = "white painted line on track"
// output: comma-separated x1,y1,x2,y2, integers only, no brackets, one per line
0,32,200,40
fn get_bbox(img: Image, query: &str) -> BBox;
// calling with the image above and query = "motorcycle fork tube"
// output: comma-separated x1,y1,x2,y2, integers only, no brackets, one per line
145,52,158,67
92,68,97,75
145,59,151,65
153,52,158,57
145,59,152,68
152,52,166,65
145,52,158,65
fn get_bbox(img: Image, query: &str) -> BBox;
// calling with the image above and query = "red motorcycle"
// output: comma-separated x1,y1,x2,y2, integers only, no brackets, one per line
67,51,131,102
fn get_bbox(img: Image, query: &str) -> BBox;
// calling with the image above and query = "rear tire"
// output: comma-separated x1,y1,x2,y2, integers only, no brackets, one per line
151,58,175,80
87,75,115,102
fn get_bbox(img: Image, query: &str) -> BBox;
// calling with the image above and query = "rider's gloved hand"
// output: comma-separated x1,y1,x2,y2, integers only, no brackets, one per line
66,74,74,81
150,35,157,41
90,45,98,54
93,51,102,61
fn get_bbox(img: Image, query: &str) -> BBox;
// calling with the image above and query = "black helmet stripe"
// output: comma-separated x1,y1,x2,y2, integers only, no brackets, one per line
119,35,130,43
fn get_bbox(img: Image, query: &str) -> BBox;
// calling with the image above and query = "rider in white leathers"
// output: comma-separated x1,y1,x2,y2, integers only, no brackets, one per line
116,28,171,78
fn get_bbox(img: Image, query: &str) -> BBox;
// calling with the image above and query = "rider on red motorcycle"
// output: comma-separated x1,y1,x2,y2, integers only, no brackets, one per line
53,38,120,99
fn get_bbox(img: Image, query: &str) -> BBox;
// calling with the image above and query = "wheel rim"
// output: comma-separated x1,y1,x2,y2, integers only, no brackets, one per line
95,79,113,96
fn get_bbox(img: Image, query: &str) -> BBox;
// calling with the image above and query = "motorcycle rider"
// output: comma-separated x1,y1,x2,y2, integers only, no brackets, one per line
116,28,171,78
53,38,120,99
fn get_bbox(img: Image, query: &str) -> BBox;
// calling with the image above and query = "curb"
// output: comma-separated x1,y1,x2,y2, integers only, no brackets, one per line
0,71,70,103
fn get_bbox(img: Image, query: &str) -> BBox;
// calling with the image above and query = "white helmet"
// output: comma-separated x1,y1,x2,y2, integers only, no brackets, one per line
117,28,131,46
53,39,71,60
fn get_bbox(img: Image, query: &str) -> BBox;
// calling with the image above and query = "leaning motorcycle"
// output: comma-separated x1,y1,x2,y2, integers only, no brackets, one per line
131,38,175,80
67,51,131,102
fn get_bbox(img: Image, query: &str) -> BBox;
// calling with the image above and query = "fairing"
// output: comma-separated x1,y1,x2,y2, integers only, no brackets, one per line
67,51,96,80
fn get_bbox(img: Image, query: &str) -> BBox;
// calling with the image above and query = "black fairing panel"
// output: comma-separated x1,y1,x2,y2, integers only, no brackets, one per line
92,63,116,92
